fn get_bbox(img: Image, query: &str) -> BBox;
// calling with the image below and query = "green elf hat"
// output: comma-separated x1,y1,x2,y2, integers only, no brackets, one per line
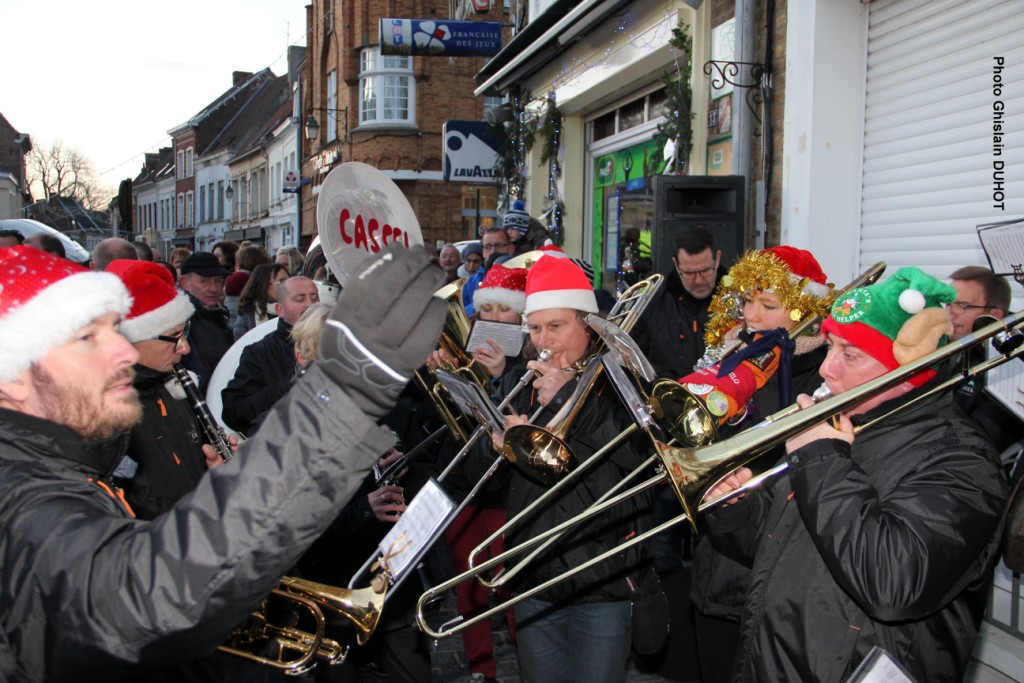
822,267,956,386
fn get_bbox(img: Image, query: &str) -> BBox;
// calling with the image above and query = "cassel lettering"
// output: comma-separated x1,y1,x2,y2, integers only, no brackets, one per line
338,207,411,253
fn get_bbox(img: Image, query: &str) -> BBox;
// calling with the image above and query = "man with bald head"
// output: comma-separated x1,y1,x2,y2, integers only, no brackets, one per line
90,237,138,271
222,276,320,435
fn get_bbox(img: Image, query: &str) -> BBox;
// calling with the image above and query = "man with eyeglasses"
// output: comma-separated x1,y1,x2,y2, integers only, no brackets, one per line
463,226,516,316
635,227,725,380
107,260,226,521
946,266,1020,453
947,265,1010,341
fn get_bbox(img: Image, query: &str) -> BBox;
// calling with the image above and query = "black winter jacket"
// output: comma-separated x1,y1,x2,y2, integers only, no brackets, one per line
179,294,233,395
465,359,652,604
221,317,296,435
0,364,394,682
707,382,1008,682
632,266,725,380
121,365,208,520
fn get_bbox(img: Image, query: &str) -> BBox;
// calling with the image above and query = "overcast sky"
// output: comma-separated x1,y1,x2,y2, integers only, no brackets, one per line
1,0,308,195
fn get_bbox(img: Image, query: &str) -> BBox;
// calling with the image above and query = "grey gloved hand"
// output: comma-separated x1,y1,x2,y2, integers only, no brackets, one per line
319,246,446,418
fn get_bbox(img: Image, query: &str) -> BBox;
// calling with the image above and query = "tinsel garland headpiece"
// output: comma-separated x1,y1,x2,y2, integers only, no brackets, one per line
703,249,836,348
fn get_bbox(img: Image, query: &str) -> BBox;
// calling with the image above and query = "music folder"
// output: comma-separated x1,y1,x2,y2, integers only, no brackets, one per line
434,368,506,434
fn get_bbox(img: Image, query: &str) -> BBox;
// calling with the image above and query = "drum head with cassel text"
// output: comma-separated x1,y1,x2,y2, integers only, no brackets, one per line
316,162,423,286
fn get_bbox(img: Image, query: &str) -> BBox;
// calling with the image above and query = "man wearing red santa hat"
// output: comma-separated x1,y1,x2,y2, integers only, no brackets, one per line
0,245,445,681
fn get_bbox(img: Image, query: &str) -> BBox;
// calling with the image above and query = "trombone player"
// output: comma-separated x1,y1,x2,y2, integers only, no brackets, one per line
704,267,1008,682
473,255,654,683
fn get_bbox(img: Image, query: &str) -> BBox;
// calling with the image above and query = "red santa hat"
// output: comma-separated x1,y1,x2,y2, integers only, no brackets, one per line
524,254,598,315
473,264,528,314
0,246,131,382
762,245,831,299
106,259,194,342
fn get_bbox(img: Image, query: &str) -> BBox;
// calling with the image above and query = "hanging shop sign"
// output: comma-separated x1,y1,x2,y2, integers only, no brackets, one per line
379,18,502,57
443,121,500,183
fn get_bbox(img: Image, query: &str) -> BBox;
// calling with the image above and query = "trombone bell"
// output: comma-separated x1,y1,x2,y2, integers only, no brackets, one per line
502,425,576,485
649,379,719,447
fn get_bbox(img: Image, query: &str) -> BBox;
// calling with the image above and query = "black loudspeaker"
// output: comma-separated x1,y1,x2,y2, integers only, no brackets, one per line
651,175,747,274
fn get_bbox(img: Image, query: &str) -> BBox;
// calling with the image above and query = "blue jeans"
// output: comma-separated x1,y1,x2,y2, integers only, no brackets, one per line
514,598,632,683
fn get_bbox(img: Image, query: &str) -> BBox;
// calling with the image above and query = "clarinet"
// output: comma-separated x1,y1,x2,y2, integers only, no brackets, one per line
172,364,235,463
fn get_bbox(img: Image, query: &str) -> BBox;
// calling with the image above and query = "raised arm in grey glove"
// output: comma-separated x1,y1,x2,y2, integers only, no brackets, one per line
319,245,446,418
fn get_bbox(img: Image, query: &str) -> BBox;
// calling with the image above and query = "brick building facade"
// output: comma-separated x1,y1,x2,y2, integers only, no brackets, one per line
300,0,507,249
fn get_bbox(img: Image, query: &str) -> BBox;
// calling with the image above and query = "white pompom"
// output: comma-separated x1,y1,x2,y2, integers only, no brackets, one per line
898,289,926,314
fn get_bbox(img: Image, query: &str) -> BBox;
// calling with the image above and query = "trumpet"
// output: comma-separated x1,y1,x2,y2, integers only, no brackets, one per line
220,574,388,674
173,363,234,462
416,311,1024,639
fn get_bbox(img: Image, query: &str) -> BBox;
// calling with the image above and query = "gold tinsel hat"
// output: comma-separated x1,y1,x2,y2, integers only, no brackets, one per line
704,246,835,348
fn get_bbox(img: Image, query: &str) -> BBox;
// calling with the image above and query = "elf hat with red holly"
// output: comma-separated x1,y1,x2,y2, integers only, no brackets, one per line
823,266,955,382
473,263,528,314
0,246,131,382
106,259,194,343
524,254,598,315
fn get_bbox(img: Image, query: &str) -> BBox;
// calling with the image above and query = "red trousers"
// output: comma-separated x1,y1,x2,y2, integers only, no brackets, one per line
445,504,516,677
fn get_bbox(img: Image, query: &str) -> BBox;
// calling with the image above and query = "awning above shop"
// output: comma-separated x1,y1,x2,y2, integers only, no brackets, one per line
223,229,245,241
243,228,264,241
474,0,631,96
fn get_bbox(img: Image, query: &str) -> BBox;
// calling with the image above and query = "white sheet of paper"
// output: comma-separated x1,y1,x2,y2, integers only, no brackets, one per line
466,320,526,358
377,479,455,582
977,219,1024,276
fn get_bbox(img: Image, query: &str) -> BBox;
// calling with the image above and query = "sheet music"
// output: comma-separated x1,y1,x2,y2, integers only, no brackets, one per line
377,478,455,581
466,320,526,358
977,219,1024,276
984,336,1024,422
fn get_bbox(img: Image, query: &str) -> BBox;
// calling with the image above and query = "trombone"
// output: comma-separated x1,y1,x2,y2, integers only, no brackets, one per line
347,275,663,600
416,311,1024,639
468,263,886,585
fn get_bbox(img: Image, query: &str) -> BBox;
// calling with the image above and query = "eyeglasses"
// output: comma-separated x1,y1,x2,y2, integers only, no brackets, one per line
945,301,990,314
482,242,510,251
677,265,716,280
156,321,191,350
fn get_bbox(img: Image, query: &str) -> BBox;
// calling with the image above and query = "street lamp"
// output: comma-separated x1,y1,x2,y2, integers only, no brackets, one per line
225,183,234,201
304,107,347,141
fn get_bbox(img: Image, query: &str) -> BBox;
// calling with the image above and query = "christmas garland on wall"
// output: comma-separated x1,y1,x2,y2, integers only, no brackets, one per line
538,92,565,244
653,21,694,175
489,87,536,204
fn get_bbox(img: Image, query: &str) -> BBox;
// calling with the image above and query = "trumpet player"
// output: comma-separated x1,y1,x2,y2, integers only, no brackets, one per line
472,255,653,683
704,267,1008,682
105,260,230,521
686,246,834,683
0,245,447,681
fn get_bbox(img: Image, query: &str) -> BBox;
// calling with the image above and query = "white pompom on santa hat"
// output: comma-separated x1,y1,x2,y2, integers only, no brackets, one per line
106,259,194,342
524,254,598,315
0,246,132,382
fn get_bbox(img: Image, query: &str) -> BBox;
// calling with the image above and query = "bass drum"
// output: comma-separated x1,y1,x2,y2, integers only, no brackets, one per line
205,318,277,438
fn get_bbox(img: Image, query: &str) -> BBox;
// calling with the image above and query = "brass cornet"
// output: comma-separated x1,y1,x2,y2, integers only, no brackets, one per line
219,574,388,675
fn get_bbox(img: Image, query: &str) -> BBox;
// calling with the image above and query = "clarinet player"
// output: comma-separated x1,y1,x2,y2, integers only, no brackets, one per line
106,259,233,520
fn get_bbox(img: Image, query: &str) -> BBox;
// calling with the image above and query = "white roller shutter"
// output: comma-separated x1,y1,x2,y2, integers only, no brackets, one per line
860,0,1024,279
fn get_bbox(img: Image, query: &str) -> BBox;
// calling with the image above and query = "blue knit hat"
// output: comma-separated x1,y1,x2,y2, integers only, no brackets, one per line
503,200,531,236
